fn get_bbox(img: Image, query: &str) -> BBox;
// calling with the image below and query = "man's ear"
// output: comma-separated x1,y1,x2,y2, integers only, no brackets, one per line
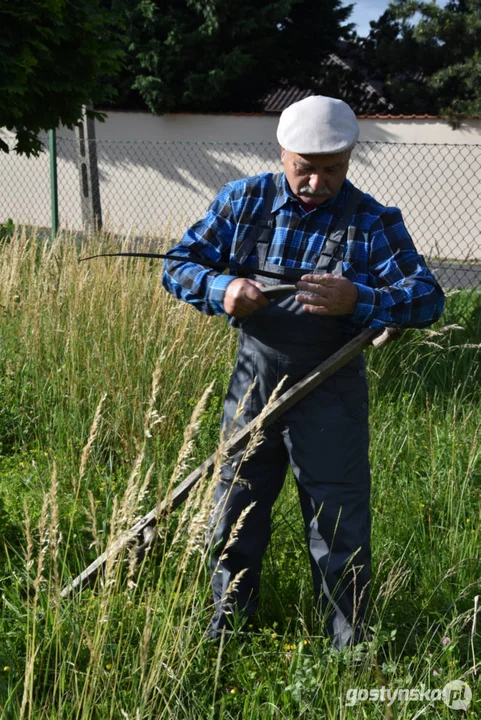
280,147,286,162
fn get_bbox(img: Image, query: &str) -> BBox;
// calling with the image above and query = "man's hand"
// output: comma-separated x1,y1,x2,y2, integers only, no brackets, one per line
295,274,359,315
223,278,270,318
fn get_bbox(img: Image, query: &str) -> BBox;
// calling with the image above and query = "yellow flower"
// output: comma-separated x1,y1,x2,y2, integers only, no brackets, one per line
466,518,471,523
106,663,112,670
230,688,237,694
419,503,425,509
271,632,277,639
3,666,9,671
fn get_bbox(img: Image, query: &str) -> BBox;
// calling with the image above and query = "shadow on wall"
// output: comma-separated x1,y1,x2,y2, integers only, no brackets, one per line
3,126,480,264
37,133,285,232
43,133,280,191
34,126,396,236
42,116,400,196
350,142,481,262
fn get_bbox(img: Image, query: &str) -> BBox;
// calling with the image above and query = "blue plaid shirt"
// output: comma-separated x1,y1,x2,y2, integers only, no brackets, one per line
162,173,444,329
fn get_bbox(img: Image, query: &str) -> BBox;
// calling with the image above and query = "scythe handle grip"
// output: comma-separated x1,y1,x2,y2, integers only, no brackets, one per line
371,327,404,348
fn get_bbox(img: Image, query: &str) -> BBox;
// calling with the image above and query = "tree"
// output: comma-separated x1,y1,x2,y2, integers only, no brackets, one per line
356,0,481,118
400,0,481,119
102,0,354,113
353,8,442,114
0,0,124,155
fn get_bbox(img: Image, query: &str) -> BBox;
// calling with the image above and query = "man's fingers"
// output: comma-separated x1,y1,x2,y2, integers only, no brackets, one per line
240,295,266,312
295,292,330,306
301,303,329,315
299,273,336,285
296,279,331,295
244,283,269,304
234,298,268,318
251,280,269,291
296,274,359,316
223,277,270,317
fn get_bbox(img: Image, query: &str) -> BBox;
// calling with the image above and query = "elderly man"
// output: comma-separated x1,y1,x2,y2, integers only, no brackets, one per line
162,95,444,649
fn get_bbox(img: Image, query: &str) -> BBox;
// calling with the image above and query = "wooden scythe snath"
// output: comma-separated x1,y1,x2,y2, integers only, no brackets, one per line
61,326,398,599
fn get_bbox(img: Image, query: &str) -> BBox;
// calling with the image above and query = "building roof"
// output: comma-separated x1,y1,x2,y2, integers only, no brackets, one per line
260,52,394,116
357,114,443,119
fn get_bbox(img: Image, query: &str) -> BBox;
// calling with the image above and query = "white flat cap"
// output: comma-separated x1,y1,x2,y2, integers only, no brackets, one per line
277,95,359,155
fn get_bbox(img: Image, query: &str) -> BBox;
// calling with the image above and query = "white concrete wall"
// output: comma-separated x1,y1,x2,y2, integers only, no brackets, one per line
1,113,480,260
51,112,481,144
359,118,481,145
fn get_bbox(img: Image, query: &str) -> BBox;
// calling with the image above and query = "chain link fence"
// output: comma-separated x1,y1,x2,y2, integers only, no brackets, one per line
1,136,480,324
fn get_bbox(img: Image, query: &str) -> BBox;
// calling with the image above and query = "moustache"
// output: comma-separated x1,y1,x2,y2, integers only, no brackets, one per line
298,185,330,197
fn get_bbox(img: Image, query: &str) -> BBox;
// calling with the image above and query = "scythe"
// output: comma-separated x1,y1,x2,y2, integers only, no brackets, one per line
62,253,398,599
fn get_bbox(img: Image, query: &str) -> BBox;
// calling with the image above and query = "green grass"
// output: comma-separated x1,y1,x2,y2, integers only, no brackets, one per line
0,229,480,719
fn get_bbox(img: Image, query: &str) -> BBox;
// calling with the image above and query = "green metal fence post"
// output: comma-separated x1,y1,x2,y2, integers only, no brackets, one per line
49,129,59,239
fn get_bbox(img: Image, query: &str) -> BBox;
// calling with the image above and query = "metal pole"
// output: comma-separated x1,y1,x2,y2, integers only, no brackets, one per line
75,106,102,232
49,129,59,239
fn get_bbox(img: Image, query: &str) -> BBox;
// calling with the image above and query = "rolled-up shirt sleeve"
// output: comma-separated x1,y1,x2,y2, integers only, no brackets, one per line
350,208,445,329
162,184,238,315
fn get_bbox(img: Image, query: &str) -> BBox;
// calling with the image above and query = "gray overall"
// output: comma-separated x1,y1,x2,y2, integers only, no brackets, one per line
209,178,371,649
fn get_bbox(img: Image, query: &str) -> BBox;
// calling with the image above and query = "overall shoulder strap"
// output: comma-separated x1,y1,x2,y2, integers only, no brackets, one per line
314,186,364,274
233,173,283,265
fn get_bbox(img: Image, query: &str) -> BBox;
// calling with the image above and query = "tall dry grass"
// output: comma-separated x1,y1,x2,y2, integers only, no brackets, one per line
0,228,479,718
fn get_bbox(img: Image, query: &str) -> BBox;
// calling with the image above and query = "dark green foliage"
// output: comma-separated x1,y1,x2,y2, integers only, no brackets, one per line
0,0,124,156
102,0,353,113
408,0,481,119
0,219,15,242
354,8,443,115
355,0,481,118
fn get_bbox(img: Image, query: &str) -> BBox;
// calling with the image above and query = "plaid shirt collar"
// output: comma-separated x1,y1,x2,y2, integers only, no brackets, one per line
272,174,353,217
